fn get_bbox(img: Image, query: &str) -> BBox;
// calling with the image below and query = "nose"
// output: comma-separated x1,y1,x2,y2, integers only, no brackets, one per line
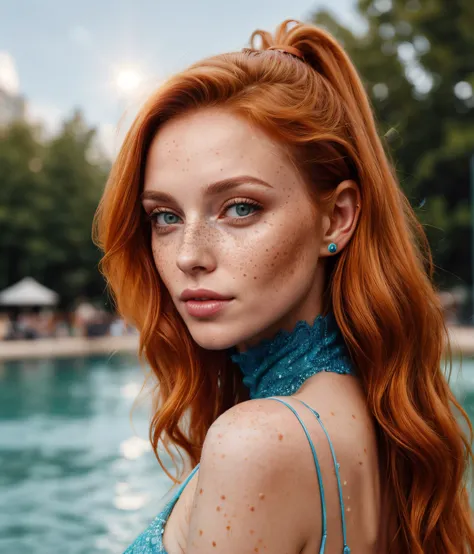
176,222,217,275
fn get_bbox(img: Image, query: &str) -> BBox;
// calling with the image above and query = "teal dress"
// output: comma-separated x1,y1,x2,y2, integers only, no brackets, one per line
124,311,355,553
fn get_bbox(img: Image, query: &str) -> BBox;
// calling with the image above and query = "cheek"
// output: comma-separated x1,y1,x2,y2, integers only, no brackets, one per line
151,236,174,284
239,217,319,289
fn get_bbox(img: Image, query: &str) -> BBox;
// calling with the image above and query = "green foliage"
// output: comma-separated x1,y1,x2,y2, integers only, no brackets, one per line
0,110,110,308
312,0,474,288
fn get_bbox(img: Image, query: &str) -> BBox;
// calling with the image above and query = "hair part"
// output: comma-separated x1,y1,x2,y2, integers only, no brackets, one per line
94,19,474,553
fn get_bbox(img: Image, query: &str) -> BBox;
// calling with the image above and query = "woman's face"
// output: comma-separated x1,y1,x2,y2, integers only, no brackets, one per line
142,107,329,351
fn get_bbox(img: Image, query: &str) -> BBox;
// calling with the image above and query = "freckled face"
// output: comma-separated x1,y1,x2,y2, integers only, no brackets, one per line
142,107,326,351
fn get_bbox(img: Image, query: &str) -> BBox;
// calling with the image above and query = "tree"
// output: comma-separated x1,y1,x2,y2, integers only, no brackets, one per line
0,111,110,308
0,121,46,288
312,0,474,291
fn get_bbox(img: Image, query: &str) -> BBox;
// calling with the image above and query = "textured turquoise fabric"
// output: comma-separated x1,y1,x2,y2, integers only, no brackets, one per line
229,311,355,399
123,465,200,554
123,311,355,553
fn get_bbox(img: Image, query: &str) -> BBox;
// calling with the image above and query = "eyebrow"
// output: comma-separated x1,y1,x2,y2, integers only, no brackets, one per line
141,175,273,203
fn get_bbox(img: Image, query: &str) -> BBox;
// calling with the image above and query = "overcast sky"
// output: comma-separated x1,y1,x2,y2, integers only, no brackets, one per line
0,0,360,157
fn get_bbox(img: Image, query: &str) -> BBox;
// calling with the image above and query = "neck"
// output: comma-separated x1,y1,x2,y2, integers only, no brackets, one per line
229,311,355,399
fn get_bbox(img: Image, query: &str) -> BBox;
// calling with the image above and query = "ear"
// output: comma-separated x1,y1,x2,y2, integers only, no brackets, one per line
319,180,360,258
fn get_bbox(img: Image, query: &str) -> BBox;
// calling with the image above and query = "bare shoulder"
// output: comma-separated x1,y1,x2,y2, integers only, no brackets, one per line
183,383,383,553
203,372,378,484
201,390,371,470
202,397,328,471
185,398,333,553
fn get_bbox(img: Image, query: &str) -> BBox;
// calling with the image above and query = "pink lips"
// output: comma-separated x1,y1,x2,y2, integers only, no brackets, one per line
184,299,233,317
180,288,234,318
180,288,233,302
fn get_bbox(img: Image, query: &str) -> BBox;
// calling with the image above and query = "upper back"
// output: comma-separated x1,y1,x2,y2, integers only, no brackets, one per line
293,371,397,553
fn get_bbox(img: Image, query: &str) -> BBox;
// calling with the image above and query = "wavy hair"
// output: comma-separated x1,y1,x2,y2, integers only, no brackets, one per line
94,19,474,553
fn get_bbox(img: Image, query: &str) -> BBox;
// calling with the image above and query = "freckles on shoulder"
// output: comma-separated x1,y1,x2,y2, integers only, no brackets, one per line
199,399,306,483
187,400,317,553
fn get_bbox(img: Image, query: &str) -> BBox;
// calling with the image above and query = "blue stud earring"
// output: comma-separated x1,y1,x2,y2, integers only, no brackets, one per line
328,242,337,254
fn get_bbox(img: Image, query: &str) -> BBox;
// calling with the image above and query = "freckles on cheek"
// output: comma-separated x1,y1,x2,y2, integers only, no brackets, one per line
151,241,174,281
151,244,164,268
229,245,274,282
241,227,308,287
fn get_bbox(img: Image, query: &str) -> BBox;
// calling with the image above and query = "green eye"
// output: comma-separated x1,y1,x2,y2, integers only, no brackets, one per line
227,203,256,217
224,199,262,219
156,212,180,225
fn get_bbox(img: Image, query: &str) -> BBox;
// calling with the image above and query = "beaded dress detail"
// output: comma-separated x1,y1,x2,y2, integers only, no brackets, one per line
123,311,355,553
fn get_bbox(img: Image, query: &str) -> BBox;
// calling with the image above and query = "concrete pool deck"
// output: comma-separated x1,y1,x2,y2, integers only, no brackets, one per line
0,326,473,361
0,334,140,361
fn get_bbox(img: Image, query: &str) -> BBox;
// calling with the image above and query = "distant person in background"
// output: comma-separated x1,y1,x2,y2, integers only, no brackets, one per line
73,302,97,337
110,316,126,337
95,19,474,554
16,311,39,340
0,313,12,340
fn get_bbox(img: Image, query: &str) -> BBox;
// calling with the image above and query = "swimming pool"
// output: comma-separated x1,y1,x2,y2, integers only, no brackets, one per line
0,354,472,553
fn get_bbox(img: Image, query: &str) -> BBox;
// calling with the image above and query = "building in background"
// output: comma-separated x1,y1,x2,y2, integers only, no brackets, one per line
0,86,25,127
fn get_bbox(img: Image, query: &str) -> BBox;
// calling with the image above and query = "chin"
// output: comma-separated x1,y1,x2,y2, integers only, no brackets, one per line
186,323,241,351
191,334,236,351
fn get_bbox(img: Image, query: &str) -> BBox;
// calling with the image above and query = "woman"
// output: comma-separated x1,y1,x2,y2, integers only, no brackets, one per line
94,19,474,554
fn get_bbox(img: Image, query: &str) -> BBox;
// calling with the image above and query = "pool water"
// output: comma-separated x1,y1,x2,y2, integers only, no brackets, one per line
0,354,472,553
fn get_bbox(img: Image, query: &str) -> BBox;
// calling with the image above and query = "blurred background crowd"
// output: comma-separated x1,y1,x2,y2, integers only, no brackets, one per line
0,0,473,552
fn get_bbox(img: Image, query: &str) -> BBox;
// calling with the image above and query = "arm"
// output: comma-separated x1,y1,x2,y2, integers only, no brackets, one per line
184,399,317,554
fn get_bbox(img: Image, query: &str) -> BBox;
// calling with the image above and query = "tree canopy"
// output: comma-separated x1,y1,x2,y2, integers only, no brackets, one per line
312,0,474,292
0,111,109,308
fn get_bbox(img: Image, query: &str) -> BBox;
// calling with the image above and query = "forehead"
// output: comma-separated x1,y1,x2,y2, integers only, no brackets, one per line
143,108,295,192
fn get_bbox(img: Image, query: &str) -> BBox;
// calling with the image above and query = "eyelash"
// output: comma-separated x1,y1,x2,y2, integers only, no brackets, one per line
146,198,263,232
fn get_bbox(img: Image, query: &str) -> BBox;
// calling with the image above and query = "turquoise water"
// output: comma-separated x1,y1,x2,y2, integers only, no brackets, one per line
0,354,473,553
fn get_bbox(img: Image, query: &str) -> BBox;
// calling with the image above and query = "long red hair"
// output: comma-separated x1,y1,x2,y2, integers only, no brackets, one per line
94,20,474,553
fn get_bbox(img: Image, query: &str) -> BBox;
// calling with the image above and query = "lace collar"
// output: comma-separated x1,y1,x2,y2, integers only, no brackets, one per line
230,311,355,399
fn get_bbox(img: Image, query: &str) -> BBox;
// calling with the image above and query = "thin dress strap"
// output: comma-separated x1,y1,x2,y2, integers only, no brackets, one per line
164,464,200,514
267,397,351,554
181,463,200,488
295,398,351,554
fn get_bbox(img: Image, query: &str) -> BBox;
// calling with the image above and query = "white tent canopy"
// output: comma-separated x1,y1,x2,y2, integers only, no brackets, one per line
0,277,59,307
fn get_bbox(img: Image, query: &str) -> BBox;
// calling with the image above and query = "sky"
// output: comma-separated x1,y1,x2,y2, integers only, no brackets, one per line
0,0,361,157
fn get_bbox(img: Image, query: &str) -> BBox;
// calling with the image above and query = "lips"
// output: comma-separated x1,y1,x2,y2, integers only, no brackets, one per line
180,288,234,302
184,298,233,317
